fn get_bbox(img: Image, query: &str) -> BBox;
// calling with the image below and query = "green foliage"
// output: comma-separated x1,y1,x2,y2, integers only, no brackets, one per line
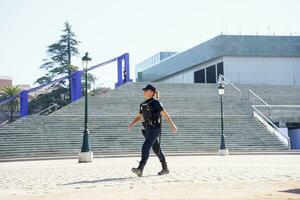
33,22,80,112
81,71,97,92
36,22,80,85
28,86,69,114
90,85,111,96
32,22,97,114
0,86,21,122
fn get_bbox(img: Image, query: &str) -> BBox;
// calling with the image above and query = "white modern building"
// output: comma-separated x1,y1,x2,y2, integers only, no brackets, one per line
135,51,176,81
137,35,300,85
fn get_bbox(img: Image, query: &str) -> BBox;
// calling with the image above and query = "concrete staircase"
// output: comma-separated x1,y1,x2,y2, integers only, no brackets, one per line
0,111,9,124
239,84,300,105
0,82,290,160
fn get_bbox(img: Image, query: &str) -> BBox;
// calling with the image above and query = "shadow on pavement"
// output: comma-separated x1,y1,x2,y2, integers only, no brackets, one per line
279,188,300,195
60,174,158,186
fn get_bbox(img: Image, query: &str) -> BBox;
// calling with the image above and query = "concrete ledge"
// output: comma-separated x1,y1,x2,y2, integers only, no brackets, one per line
1,150,300,162
78,151,93,163
218,149,229,156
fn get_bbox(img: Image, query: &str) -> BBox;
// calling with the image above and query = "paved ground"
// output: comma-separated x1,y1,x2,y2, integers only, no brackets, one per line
0,155,300,200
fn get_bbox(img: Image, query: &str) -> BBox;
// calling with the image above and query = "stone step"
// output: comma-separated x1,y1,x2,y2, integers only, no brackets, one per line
0,82,294,159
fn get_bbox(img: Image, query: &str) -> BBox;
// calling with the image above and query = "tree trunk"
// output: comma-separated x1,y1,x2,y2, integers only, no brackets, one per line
67,37,72,103
10,107,13,122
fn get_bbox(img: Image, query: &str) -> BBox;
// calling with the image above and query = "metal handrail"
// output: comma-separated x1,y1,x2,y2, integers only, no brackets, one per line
0,95,17,107
0,109,9,118
36,103,59,115
254,105,300,108
252,105,290,150
218,74,241,98
253,104,300,117
248,89,270,108
0,120,9,128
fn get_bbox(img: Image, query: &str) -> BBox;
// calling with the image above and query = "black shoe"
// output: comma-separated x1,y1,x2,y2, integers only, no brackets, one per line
131,167,143,177
158,161,169,175
158,168,169,175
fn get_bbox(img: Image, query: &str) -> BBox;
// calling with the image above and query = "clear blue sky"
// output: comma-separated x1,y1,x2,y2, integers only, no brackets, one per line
0,0,299,88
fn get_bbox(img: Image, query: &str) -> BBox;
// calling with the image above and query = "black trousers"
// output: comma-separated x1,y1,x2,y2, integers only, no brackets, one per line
138,126,166,169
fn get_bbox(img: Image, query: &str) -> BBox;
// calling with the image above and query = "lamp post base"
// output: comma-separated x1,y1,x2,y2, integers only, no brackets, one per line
218,149,229,156
78,151,93,163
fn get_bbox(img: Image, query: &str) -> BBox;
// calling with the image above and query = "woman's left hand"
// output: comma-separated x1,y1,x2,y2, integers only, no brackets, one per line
171,124,177,133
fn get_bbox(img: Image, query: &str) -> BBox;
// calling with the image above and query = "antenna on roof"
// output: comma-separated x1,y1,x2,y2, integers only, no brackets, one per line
267,26,271,35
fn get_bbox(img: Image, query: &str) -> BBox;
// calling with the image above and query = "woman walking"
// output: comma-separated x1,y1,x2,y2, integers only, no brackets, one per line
128,84,177,177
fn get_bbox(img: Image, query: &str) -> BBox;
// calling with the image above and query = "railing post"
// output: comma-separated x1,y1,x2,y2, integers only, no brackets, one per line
124,53,132,83
115,56,123,88
115,53,133,88
218,74,241,98
70,71,82,102
20,90,28,117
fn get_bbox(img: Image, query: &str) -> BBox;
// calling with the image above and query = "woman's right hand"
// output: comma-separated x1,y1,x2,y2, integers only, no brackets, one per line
128,123,133,131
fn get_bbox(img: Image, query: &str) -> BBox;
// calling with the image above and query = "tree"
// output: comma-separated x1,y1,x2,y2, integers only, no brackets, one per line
90,85,111,96
36,22,80,97
81,73,97,94
28,86,69,114
33,22,96,114
33,22,79,112
1,86,20,122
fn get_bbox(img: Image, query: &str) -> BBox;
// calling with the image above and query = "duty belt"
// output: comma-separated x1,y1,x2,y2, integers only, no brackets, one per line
142,119,160,128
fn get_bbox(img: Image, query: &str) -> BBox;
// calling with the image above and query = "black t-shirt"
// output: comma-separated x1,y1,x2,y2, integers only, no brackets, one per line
139,98,164,121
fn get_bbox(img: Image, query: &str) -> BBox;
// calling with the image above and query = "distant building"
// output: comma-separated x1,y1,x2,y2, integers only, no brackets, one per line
135,52,177,81
0,76,13,90
16,84,30,91
0,77,33,100
137,35,300,86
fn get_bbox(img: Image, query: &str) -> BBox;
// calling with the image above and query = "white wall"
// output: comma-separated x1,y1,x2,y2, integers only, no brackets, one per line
159,58,223,83
224,56,300,85
158,56,300,86
0,75,13,80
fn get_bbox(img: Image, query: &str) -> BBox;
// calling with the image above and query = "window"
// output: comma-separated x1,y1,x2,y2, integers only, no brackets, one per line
217,62,224,77
194,69,205,83
206,65,216,83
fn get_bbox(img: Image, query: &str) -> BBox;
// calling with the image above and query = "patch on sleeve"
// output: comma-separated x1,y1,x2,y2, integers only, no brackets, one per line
156,100,164,112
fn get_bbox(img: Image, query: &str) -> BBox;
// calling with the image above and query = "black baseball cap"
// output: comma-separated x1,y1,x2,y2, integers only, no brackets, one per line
142,84,156,92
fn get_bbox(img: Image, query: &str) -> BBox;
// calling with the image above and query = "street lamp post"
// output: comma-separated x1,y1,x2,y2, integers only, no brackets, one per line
218,82,229,156
78,52,93,163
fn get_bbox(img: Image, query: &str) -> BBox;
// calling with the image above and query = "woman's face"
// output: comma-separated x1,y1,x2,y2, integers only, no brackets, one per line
144,90,155,99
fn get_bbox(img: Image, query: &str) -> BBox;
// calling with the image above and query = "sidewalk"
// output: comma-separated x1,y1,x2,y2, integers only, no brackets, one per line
0,155,300,200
